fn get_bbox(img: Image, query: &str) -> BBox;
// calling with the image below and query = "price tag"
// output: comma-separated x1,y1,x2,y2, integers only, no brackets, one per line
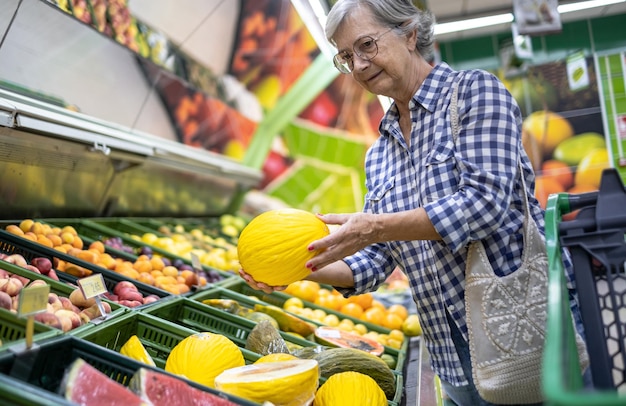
77,273,107,299
18,284,50,350
190,253,202,272
17,284,50,317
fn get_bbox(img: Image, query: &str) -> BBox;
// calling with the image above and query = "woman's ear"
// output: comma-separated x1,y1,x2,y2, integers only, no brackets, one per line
406,28,418,51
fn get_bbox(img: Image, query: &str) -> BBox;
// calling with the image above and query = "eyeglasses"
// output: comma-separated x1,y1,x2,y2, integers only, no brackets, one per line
333,27,395,74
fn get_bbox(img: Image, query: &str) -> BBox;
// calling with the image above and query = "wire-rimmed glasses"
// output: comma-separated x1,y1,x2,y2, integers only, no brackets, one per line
333,27,395,74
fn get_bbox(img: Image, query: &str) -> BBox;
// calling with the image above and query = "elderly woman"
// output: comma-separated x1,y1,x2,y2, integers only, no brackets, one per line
241,0,588,404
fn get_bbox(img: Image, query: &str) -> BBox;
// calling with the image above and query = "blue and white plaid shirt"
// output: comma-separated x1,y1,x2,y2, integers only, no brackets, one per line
339,62,573,385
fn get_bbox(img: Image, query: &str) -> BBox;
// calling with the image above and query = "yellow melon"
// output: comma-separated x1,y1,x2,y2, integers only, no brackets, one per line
214,359,319,406
164,332,244,388
237,209,330,286
314,371,387,406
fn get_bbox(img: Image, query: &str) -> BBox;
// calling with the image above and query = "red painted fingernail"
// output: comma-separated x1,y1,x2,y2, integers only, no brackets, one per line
308,245,314,251
306,262,313,269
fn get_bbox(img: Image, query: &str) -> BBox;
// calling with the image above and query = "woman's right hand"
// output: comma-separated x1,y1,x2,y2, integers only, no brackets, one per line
238,269,287,294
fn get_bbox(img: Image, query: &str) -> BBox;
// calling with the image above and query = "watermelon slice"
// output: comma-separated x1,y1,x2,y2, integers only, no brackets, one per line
129,367,240,406
61,358,144,406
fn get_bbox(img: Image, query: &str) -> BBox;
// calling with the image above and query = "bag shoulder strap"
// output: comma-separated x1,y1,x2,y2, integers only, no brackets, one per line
449,74,540,261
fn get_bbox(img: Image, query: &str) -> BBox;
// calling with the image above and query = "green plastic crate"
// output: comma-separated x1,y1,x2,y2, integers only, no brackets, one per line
0,335,258,406
142,296,316,352
191,280,408,373
0,260,126,343
0,310,61,354
73,310,261,367
544,188,625,405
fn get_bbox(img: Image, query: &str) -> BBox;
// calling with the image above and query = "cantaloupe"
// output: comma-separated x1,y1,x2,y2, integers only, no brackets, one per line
237,208,329,286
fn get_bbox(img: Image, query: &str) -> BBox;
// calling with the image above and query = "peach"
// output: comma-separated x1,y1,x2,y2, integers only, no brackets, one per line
113,281,137,296
34,312,62,330
69,288,95,308
1,277,24,297
0,291,11,310
117,288,143,303
59,296,80,313
4,254,28,268
55,309,82,331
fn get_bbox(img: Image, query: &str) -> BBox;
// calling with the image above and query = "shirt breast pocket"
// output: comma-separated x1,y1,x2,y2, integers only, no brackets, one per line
366,177,397,213
422,141,458,203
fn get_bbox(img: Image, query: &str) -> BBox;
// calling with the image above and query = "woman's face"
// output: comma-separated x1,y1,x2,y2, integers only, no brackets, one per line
332,7,416,99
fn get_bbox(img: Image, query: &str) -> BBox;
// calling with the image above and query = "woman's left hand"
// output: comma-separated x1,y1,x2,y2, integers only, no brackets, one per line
306,212,378,271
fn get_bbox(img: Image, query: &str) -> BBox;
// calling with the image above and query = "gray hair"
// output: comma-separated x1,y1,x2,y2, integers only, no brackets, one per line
325,0,436,61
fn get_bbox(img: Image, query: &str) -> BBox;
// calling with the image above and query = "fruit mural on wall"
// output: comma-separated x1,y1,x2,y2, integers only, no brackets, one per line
503,57,609,209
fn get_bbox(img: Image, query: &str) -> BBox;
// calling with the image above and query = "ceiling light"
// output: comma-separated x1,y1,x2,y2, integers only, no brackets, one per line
558,0,625,13
433,0,625,36
434,13,514,35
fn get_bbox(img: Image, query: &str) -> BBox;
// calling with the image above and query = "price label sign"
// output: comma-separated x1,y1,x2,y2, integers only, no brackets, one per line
17,284,50,317
77,273,107,299
190,253,202,272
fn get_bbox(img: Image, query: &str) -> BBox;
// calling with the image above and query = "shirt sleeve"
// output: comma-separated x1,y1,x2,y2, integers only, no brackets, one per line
424,70,523,253
336,243,396,297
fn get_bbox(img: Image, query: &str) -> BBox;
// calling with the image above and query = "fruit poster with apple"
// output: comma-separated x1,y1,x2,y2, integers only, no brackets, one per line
506,55,609,209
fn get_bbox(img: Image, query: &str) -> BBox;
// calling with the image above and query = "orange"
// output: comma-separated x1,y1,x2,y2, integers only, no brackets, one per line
137,272,156,286
89,241,106,254
370,299,386,310
541,159,574,190
287,280,320,302
340,302,364,319
133,260,153,273
162,266,179,277
382,313,404,330
534,175,565,209
361,306,385,326
347,293,374,310
387,304,409,321
150,256,165,271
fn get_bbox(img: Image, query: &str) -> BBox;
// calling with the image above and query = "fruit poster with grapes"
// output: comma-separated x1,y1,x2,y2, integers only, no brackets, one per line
504,55,609,209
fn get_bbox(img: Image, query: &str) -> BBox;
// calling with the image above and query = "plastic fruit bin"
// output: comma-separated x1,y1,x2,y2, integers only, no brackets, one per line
191,280,408,374
0,334,258,406
543,168,626,405
0,260,126,342
43,218,235,287
0,229,174,308
73,309,261,367
141,295,316,352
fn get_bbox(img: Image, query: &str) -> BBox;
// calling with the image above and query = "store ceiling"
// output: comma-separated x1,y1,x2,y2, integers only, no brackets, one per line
428,0,626,41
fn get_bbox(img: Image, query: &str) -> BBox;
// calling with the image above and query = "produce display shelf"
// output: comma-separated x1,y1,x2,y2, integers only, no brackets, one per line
190,280,409,374
141,295,316,352
0,229,174,308
543,168,626,406
73,309,261,367
64,217,237,285
0,334,258,406
0,261,126,344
